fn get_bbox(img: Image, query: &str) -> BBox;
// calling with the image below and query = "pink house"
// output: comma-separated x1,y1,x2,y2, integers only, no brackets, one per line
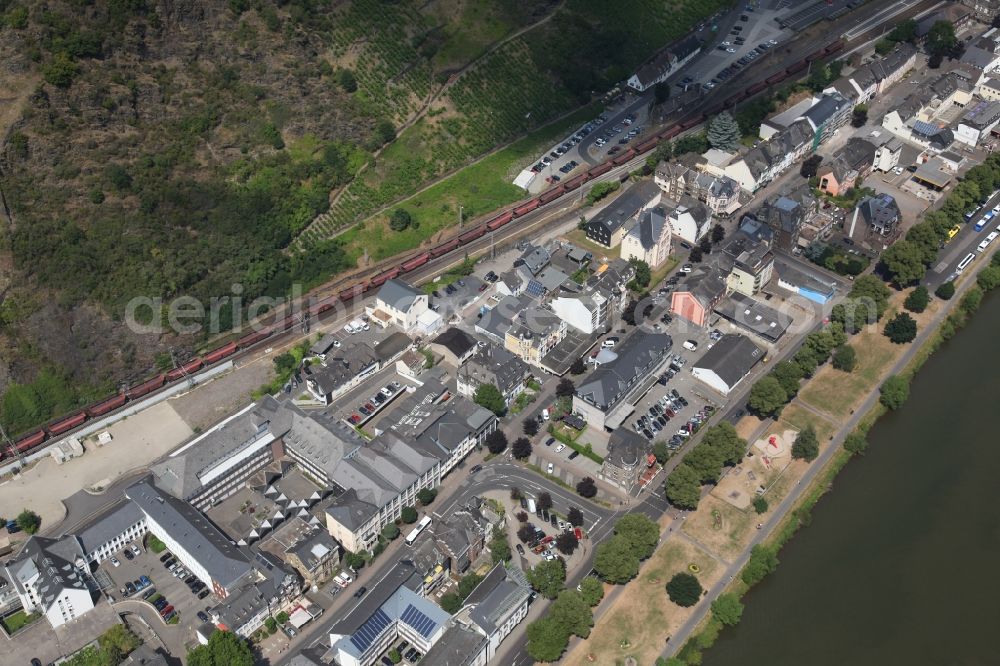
670,270,727,327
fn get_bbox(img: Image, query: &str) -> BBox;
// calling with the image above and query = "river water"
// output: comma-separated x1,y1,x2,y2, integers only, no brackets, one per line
704,292,1000,666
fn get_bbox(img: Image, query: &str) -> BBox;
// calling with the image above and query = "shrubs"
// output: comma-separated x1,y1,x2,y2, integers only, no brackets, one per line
880,375,910,410
832,344,856,372
935,281,956,300
904,285,930,313
586,181,620,205
575,477,597,498
791,425,819,462
742,544,779,586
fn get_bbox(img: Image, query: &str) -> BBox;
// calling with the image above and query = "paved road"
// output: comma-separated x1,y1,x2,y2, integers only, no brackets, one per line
661,229,1000,659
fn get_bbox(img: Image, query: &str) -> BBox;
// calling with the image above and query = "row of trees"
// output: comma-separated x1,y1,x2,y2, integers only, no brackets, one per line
526,514,659,661
664,422,747,509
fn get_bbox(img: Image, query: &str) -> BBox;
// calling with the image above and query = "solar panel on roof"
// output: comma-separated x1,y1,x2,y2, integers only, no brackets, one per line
912,120,941,136
526,280,545,297
401,604,438,638
349,608,393,652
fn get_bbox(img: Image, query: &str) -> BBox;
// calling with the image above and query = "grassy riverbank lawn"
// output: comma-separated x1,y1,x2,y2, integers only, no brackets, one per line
561,287,940,664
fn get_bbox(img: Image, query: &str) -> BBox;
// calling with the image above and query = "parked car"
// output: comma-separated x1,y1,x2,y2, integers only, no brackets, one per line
123,549,134,561
554,443,565,453
197,589,210,600
130,544,141,556
159,552,172,563
111,556,121,567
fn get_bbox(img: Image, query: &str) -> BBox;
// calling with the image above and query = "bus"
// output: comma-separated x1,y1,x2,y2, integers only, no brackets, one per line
957,252,976,274
975,214,993,232
405,515,432,545
978,231,999,252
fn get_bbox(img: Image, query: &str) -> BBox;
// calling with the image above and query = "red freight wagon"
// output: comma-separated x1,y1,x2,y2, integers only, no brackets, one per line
165,358,203,382
128,374,166,399
49,411,87,436
401,252,431,272
87,393,127,417
203,342,238,364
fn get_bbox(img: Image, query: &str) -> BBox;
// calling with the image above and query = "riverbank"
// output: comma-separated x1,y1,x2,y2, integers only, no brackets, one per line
670,254,1000,664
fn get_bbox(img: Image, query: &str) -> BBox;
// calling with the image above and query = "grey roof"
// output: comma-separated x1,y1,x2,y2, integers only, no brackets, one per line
534,267,570,293
430,328,477,360
632,35,702,87
305,342,379,396
123,644,170,665
837,137,877,171
868,43,916,82
856,193,901,229
151,397,284,500
310,333,339,357
721,227,773,274
713,292,790,343
324,489,379,531
606,429,648,468
419,624,488,666
628,206,667,251
960,99,1000,130
465,564,532,634
374,332,412,362
210,553,297,631
517,245,551,276
125,479,253,590
762,195,804,235
801,92,849,129
693,334,763,388
576,333,672,410
76,499,145,557
378,279,423,313
588,180,661,235
286,650,327,666
677,267,728,308
961,45,998,69
459,345,529,396
5,535,93,614
286,526,340,572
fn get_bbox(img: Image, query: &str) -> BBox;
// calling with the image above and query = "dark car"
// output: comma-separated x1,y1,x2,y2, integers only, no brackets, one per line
550,514,559,527
197,589,210,600
154,598,168,610
516,543,525,555
159,552,172,563
142,588,157,600
469,464,482,474
354,586,368,598
124,582,136,595
382,657,395,666
568,450,580,461
31,659,43,666
197,611,210,623
545,437,555,447
123,549,134,561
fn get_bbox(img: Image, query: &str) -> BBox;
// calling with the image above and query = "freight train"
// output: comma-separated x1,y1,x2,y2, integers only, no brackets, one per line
5,40,845,462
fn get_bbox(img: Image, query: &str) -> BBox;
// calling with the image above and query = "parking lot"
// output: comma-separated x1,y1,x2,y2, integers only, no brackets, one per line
103,539,213,634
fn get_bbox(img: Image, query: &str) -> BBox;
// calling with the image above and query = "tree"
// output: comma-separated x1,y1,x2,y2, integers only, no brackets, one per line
851,104,868,128
549,589,594,639
707,112,741,151
689,246,703,263
748,376,787,417
654,81,672,104
579,577,604,606
517,524,536,543
979,265,1000,291
534,492,552,513
265,617,278,633
587,181,621,205
772,360,804,396
698,236,713,254
510,486,523,500
42,52,80,88
883,312,917,344
791,425,819,462
381,523,400,541
844,432,869,455
666,572,702,607
567,507,584,527
593,535,641,583
373,118,397,146
276,611,290,625
458,573,484,599
485,429,508,454
628,258,652,291
752,496,768,514
523,418,539,436
683,442,728,484
474,384,506,416
576,477,597,498
337,68,358,92
389,209,412,232
570,357,586,375
555,378,576,398
16,509,40,535
742,544,779,586
665,463,702,509
555,531,578,555
613,514,660,558
186,629,254,666
888,18,918,43
832,344,856,372
880,375,910,410
652,441,671,464
675,132,709,156
388,648,402,664
904,285,930,313
926,20,959,60
401,506,418,524
439,592,464,614
880,240,927,286
344,551,367,570
800,154,823,179
711,593,745,626
490,532,512,563
527,559,566,599
711,224,726,243
526,617,569,662
512,437,532,460
417,487,437,506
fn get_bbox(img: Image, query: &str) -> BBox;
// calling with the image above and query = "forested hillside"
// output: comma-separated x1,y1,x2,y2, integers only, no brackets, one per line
0,0,728,433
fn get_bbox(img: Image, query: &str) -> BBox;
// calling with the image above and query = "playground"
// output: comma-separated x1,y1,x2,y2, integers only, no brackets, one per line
712,429,794,511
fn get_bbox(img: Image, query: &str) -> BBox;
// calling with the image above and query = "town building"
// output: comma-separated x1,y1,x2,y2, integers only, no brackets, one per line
627,35,702,91
454,564,532,662
75,500,147,565
690,334,764,395
428,328,478,367
602,428,651,492
669,267,727,327
585,180,662,248
665,196,712,244
208,550,300,637
799,92,852,148
3,535,97,628
503,307,567,366
757,194,810,252
549,291,612,335
961,0,1000,21
720,220,775,297
456,345,531,408
956,99,1000,146
712,292,791,344
366,280,430,333
574,332,672,429
513,245,551,276
304,341,381,405
620,206,672,268
872,136,903,172
653,161,742,216
724,119,814,192
816,137,877,196
276,520,341,589
850,193,902,239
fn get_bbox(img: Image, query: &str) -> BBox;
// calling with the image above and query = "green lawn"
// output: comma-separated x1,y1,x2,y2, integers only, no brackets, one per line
1,610,40,635
338,103,600,263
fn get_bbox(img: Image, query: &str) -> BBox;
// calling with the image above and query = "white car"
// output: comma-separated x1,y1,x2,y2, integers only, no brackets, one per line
721,41,731,46
547,462,555,474
893,166,904,175
130,544,141,556
679,264,693,273
554,444,566,453
726,47,736,53
110,556,121,567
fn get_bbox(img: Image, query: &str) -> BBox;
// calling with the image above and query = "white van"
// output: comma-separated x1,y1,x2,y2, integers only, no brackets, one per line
682,340,698,351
